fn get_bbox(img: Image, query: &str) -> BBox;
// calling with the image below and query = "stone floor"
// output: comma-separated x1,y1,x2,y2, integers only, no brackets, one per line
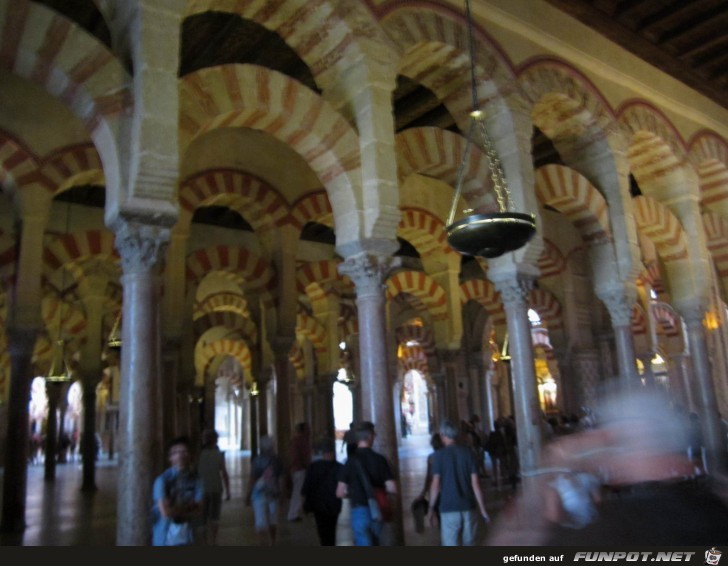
0,433,517,546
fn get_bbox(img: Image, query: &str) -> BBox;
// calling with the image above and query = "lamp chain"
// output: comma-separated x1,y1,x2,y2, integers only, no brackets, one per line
460,0,513,217
475,117,512,212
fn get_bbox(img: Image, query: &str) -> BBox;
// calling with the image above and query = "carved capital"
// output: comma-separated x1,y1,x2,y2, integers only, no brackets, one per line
494,277,534,308
338,253,397,297
271,335,295,358
113,220,170,274
599,289,634,327
674,300,707,328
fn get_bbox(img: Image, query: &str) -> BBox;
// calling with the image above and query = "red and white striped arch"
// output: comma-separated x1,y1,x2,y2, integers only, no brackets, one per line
179,65,360,188
193,291,249,319
633,196,689,262
399,355,430,378
396,323,436,358
459,278,506,327
382,4,515,112
185,245,276,300
0,2,130,143
395,128,498,212
398,207,451,260
528,287,563,330
386,270,448,322
42,230,118,278
620,103,686,188
702,212,728,280
198,338,252,385
179,169,289,232
296,310,327,354
41,144,105,193
290,191,334,231
535,164,611,244
0,231,16,284
296,259,348,296
519,59,614,134
637,261,665,295
193,310,257,346
689,132,728,215
631,303,647,337
651,301,681,340
289,341,305,380
396,127,472,185
184,0,384,92
537,239,567,278
0,132,38,191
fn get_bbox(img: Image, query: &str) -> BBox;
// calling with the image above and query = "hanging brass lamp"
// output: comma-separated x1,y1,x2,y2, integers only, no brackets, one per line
445,0,536,259
46,339,72,383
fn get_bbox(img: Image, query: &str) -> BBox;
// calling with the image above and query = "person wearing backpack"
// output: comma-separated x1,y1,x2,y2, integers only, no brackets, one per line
245,435,285,546
335,421,397,546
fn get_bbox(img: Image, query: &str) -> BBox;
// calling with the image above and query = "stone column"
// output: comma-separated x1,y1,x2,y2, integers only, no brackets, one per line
681,311,727,475
570,349,601,410
1,205,47,534
113,221,169,546
670,353,694,411
79,287,106,492
248,386,260,457
56,390,70,464
338,252,403,545
638,353,655,388
494,276,542,477
161,337,181,448
0,326,39,534
439,349,465,421
431,372,447,428
599,287,639,387
43,380,65,481
468,352,486,423
272,336,294,467
317,374,336,438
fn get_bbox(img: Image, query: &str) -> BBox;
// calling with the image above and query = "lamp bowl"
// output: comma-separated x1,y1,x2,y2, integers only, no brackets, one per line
446,212,536,259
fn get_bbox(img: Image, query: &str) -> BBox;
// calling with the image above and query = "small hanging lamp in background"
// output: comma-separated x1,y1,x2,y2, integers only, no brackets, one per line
107,311,122,351
445,0,536,259
45,339,71,383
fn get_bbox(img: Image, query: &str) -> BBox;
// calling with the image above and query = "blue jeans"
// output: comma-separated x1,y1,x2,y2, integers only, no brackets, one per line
350,505,383,546
439,509,479,546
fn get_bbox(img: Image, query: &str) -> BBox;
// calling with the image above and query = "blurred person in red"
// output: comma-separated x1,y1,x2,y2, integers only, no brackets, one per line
487,385,728,546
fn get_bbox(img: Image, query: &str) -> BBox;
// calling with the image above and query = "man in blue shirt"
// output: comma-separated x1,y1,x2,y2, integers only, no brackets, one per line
152,436,204,546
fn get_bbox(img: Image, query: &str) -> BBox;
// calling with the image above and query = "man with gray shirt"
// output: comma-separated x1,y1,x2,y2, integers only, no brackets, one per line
427,420,490,545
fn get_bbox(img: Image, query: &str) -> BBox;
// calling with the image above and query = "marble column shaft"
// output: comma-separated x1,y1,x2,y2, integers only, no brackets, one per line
0,327,38,533
43,381,64,481
80,291,105,492
684,317,728,475
601,289,639,386
272,337,294,468
495,276,542,476
114,222,168,546
339,253,403,543
1,210,46,533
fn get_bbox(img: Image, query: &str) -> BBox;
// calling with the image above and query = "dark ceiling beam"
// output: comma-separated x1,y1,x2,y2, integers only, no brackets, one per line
544,0,728,110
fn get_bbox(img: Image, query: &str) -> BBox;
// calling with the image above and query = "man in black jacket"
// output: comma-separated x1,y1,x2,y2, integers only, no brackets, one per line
301,437,343,546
